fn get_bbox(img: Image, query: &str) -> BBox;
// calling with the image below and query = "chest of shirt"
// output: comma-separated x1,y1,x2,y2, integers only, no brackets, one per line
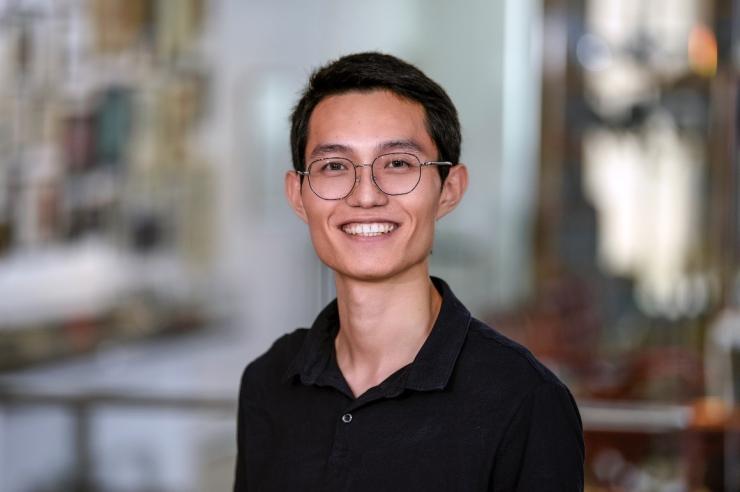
244,382,510,491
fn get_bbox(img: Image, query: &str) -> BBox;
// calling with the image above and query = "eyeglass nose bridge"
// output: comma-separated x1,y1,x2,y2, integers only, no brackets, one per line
350,158,416,197
347,162,385,199
345,161,387,197
353,162,374,183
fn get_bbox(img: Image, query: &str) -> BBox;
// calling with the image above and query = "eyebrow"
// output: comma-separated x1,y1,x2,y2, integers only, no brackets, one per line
308,139,427,160
309,143,353,159
377,139,425,154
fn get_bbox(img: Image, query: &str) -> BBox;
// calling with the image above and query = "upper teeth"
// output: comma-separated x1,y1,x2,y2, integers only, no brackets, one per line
342,222,396,236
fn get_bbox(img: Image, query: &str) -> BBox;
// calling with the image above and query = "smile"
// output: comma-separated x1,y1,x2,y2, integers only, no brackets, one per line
341,222,398,237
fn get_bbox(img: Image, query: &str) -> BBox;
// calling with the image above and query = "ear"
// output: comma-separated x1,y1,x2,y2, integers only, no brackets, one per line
436,164,468,220
285,170,308,223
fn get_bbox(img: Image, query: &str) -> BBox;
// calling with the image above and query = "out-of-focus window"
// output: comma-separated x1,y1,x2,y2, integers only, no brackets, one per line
0,0,216,370
521,0,740,489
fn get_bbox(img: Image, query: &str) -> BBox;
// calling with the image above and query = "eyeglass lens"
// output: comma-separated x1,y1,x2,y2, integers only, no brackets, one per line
307,153,423,200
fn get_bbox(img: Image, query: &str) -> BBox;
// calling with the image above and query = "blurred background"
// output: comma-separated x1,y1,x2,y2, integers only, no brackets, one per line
0,0,737,490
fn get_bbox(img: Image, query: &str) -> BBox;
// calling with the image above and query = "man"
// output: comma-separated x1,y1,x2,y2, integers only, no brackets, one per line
234,52,584,491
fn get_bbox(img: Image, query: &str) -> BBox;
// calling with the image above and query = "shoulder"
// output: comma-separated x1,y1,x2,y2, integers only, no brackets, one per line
432,276,568,394
456,317,572,398
239,328,309,393
455,318,582,442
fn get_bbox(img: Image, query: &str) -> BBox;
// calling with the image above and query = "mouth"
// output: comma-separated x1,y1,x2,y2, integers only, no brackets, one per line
341,222,398,237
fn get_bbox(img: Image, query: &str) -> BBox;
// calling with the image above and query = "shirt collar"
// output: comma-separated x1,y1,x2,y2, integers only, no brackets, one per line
283,277,472,394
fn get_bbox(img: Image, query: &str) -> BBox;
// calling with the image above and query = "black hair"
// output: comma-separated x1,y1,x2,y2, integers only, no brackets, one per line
290,52,461,181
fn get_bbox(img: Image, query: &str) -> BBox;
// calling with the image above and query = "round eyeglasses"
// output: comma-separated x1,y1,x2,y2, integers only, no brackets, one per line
297,152,453,200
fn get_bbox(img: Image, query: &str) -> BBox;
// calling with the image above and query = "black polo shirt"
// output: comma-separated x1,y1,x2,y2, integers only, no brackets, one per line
234,277,584,491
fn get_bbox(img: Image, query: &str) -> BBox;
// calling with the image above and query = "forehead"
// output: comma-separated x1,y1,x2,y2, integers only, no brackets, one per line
305,90,436,158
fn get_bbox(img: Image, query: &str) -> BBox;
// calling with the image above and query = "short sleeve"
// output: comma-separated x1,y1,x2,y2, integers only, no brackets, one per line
491,381,584,491
233,366,250,492
233,363,273,492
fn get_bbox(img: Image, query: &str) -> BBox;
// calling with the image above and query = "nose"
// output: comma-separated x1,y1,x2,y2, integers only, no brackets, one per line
345,164,388,208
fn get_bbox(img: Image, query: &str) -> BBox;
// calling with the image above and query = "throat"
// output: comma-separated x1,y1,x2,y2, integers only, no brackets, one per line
333,278,442,398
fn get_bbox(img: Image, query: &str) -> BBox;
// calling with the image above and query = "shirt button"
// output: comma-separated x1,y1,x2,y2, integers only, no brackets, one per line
341,413,353,423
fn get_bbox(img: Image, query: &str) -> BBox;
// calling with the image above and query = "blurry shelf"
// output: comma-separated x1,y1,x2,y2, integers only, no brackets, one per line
0,385,235,413
578,398,692,433
579,398,740,434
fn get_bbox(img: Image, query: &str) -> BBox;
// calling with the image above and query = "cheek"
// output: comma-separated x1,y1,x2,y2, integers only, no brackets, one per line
306,212,330,242
303,202,338,252
408,199,440,245
301,190,329,225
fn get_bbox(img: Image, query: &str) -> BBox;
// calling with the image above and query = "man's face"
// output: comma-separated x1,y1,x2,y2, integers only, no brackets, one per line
286,90,466,283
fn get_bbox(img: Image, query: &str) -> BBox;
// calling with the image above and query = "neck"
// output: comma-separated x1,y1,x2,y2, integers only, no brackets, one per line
333,264,442,397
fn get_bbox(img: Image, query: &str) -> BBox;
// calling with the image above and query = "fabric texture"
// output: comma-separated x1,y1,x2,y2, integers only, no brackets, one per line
234,277,584,491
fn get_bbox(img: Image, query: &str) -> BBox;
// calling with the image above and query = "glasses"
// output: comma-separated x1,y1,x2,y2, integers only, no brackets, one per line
297,152,452,200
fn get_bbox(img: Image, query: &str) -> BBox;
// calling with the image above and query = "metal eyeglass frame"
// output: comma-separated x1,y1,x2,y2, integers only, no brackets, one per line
296,152,453,200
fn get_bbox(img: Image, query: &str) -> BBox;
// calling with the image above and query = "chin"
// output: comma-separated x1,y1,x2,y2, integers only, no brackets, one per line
312,237,432,283
326,257,430,284
326,264,397,283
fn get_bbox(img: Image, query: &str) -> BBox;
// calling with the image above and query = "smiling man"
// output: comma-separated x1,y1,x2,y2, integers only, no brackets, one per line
234,52,584,491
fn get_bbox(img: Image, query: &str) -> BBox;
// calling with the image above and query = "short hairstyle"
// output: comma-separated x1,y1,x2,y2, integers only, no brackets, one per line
290,52,461,181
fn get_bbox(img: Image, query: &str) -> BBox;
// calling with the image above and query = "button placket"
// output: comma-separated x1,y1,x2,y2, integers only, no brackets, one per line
323,407,358,488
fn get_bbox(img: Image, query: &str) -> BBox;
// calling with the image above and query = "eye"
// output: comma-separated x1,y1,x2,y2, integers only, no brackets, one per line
317,159,349,174
386,158,412,169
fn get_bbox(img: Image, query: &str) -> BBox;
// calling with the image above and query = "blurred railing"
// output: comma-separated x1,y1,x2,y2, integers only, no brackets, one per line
0,385,235,491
